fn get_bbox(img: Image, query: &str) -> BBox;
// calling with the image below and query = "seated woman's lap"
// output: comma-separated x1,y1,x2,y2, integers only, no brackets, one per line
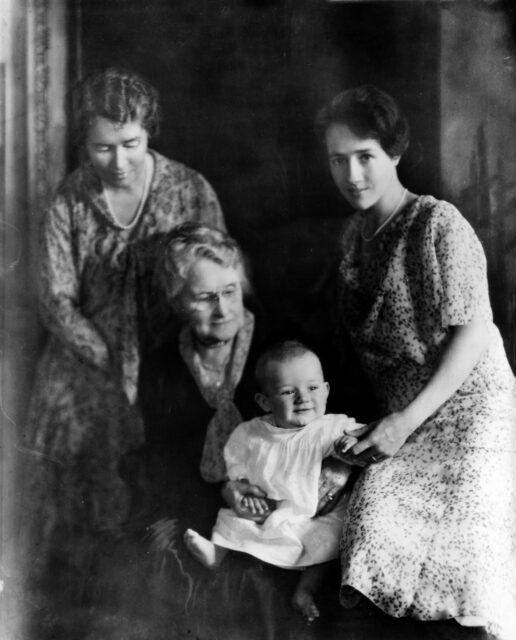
340,432,516,621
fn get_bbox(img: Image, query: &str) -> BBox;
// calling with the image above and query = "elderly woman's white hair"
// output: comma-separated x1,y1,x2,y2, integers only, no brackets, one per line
156,222,251,305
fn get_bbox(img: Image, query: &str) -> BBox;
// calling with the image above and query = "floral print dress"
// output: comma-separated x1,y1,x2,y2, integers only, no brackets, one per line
22,151,225,557
336,195,516,638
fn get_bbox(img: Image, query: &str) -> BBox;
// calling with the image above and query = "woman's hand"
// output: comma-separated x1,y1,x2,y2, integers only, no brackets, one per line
222,479,276,524
332,434,363,466
351,412,414,464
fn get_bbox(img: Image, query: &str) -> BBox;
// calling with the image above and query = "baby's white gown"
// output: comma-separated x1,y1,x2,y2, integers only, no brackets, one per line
212,414,359,568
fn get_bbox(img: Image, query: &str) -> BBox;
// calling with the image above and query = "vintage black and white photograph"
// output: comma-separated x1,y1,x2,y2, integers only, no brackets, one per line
2,1,516,639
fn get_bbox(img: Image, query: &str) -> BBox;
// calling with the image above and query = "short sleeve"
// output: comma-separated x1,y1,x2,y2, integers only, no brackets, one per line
423,202,492,327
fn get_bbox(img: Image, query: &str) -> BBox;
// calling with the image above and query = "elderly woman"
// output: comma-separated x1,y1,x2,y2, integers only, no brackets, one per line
316,85,516,638
108,223,275,639
136,222,267,534
22,68,224,576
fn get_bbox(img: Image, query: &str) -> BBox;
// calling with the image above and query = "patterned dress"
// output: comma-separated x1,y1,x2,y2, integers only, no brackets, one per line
23,151,224,557
336,195,516,638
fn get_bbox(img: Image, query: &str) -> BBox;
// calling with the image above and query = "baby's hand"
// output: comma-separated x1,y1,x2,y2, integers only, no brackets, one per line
333,435,364,466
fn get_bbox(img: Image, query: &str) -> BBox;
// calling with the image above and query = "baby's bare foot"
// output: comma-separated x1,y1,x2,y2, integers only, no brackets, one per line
184,529,222,569
292,589,320,623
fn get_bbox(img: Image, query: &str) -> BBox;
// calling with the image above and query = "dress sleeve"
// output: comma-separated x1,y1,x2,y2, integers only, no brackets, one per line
223,422,251,481
424,203,492,327
38,194,111,369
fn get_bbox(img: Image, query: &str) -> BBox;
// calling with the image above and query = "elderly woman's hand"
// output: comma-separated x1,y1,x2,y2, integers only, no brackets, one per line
222,479,277,524
351,412,414,464
317,422,383,514
316,456,355,515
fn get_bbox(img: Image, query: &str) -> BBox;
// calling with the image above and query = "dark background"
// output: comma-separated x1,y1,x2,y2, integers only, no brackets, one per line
69,0,445,416
73,0,441,228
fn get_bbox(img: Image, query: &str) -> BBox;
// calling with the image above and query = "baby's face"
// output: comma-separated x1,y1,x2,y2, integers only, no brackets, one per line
257,352,329,429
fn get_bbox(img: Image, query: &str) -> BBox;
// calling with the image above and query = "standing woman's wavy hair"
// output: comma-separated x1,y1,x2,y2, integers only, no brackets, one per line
69,67,161,148
315,85,410,159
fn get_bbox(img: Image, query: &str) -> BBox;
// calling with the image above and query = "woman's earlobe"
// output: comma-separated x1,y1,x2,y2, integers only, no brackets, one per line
254,393,270,413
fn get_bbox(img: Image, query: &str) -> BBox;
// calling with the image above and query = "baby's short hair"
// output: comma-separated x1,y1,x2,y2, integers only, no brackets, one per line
255,340,318,392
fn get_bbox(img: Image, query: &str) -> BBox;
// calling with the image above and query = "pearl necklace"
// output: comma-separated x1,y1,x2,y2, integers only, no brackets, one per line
102,154,152,230
361,188,407,242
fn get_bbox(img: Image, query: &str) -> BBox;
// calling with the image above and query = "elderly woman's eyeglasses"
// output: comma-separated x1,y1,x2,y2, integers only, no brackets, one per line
189,284,240,310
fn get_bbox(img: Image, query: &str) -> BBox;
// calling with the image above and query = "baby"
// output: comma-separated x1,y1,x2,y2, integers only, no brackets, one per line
185,340,362,621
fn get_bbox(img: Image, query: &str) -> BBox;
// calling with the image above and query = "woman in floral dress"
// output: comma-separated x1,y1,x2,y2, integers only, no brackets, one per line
22,68,225,573
315,85,516,638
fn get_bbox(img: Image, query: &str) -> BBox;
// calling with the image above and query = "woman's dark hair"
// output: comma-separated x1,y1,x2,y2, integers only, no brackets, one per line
70,68,161,147
315,85,410,158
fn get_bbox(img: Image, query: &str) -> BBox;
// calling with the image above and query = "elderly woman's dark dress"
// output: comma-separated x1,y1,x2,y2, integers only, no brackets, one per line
123,316,276,638
137,310,263,536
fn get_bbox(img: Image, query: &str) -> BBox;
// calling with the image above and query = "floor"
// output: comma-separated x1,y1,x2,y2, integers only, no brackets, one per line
19,595,494,640
7,557,495,640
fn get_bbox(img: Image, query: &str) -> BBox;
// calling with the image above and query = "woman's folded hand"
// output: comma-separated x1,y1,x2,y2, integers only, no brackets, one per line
316,456,356,515
222,478,276,524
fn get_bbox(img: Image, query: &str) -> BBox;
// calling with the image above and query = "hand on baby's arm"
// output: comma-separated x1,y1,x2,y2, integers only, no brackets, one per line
333,422,378,467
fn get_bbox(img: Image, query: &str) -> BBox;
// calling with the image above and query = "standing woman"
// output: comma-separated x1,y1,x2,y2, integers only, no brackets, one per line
315,85,516,638
22,68,225,574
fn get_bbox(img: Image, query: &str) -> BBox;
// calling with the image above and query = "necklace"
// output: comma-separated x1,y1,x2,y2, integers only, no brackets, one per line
361,188,407,242
196,353,230,389
102,154,152,230
195,338,234,389
198,358,228,373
